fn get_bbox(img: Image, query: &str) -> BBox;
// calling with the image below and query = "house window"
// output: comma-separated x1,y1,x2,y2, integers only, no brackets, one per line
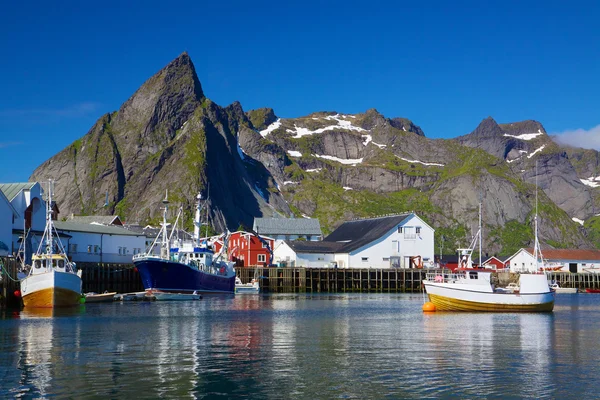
383,257,390,261
262,242,267,248
404,227,416,240
258,254,266,263
87,245,92,253
362,257,369,262
94,245,100,254
69,244,77,253
397,226,402,233
416,227,421,234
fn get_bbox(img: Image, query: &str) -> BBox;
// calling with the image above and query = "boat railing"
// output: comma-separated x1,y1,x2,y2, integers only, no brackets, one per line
425,272,466,283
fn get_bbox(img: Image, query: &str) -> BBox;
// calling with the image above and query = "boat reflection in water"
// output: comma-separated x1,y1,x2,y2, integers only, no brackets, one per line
19,306,86,319
12,307,84,399
422,310,555,397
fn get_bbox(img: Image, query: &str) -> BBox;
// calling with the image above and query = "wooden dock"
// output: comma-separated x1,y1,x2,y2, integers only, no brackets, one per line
236,267,434,293
0,258,21,307
5,258,600,306
77,262,144,294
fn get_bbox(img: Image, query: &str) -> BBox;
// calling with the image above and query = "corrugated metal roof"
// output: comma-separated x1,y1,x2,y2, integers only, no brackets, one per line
285,214,416,254
69,215,122,225
525,248,600,262
325,214,412,253
253,218,322,236
0,182,36,201
0,189,19,217
54,221,143,236
287,240,343,254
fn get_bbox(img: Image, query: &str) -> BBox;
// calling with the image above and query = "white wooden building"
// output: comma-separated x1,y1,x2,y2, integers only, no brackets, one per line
0,190,18,256
253,217,323,241
0,182,48,258
283,213,435,268
506,248,600,273
54,221,146,264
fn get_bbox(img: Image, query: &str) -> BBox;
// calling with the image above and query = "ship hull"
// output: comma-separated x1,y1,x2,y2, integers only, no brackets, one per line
135,258,235,294
21,271,82,308
424,283,554,312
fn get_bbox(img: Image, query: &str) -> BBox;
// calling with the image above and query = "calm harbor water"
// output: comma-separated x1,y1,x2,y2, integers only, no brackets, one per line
1,293,599,399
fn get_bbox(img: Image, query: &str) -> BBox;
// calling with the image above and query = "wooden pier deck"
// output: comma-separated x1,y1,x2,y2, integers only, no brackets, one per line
5,257,600,307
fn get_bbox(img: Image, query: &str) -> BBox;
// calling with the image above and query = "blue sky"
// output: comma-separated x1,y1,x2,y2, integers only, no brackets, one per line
1,0,599,182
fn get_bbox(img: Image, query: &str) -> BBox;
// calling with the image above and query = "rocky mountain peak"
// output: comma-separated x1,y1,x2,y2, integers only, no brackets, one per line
469,116,504,138
389,117,426,137
499,120,546,136
246,108,277,131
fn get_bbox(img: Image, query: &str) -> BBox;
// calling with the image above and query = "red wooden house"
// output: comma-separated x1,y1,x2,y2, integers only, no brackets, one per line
212,231,274,267
482,256,507,270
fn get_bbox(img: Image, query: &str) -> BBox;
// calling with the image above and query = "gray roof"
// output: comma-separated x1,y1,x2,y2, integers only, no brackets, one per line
124,224,192,240
289,214,416,254
68,215,123,225
0,189,18,217
54,221,144,236
253,217,322,236
287,240,343,254
0,182,36,201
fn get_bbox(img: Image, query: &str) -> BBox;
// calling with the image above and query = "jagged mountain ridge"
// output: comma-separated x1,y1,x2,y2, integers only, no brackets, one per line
30,53,599,254
31,53,290,232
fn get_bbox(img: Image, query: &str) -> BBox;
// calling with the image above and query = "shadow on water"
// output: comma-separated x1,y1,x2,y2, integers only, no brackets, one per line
0,294,600,398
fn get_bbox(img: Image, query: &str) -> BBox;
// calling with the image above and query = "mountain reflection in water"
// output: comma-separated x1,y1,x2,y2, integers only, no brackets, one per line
1,293,599,398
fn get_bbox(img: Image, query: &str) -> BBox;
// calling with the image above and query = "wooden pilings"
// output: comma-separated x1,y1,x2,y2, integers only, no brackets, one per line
235,267,434,293
546,272,600,290
0,257,21,307
77,262,144,294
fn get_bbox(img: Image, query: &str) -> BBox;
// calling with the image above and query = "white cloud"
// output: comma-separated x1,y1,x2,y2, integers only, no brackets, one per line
0,141,23,149
0,102,101,119
552,124,600,150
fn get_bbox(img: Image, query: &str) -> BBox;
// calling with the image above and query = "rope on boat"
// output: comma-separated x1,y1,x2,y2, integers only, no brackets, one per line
0,260,21,282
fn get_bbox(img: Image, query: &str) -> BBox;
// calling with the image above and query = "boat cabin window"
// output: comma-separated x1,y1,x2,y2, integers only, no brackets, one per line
34,260,41,269
469,271,478,279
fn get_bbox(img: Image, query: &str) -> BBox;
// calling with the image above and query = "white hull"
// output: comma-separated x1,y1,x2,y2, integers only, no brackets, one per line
235,283,260,294
153,292,201,301
21,270,82,308
424,282,555,311
554,287,578,294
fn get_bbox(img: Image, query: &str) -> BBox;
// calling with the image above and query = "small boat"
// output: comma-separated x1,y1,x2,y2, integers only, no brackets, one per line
550,283,578,294
116,292,149,301
585,288,600,293
422,202,554,312
152,291,201,301
84,291,117,303
235,277,260,294
133,192,236,295
20,180,82,308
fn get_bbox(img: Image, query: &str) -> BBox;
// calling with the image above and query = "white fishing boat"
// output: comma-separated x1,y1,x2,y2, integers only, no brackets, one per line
549,283,578,294
235,276,260,294
20,180,82,308
423,201,554,312
84,291,117,303
152,290,201,301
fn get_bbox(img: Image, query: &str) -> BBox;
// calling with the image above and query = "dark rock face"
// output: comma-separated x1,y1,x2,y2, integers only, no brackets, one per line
246,108,277,131
457,117,594,220
30,52,290,232
30,53,597,252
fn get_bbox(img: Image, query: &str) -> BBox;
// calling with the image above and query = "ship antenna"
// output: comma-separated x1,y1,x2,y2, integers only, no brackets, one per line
161,190,169,259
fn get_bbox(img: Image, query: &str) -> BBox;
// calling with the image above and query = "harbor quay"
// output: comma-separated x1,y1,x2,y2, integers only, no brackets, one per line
3,257,600,306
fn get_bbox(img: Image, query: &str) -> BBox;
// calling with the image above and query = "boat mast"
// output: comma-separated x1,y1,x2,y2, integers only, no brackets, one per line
194,192,202,246
533,161,543,271
45,180,54,257
478,201,482,268
161,190,169,259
